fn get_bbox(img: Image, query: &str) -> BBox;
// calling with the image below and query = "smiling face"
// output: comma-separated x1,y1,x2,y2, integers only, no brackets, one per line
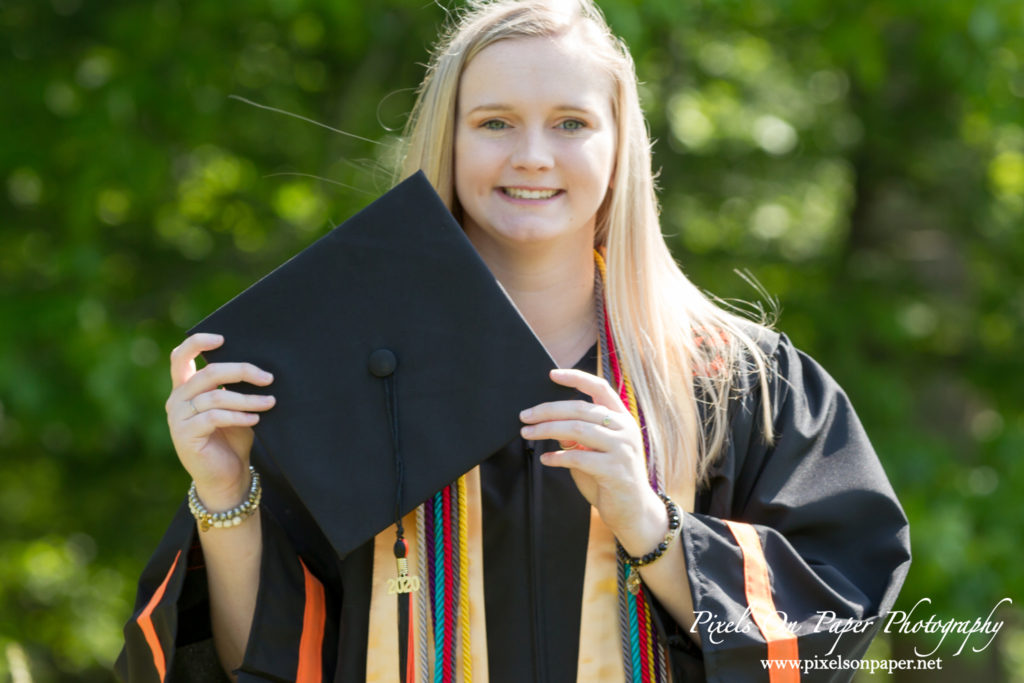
453,33,617,255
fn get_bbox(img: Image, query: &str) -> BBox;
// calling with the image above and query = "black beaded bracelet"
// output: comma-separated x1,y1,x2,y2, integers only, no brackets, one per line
616,491,681,594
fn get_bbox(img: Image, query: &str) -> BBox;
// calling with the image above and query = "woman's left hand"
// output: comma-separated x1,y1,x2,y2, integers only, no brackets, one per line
519,368,666,547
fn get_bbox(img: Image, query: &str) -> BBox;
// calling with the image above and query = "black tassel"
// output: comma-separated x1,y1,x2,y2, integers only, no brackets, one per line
395,539,411,683
370,349,418,681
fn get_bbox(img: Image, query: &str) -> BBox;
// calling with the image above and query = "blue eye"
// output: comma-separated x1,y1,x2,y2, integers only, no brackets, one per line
481,119,508,130
558,119,586,131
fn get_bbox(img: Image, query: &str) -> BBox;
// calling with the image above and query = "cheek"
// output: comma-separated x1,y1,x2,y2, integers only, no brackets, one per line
453,136,477,203
579,137,617,190
454,136,496,195
600,132,618,174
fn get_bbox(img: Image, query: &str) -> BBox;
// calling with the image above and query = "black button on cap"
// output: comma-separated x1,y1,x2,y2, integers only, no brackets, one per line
368,348,398,377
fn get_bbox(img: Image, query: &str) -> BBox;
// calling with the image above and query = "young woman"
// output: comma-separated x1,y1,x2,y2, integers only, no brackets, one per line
118,1,910,681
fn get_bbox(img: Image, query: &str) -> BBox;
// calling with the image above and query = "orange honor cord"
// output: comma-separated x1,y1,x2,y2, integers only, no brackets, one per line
724,521,799,683
137,550,182,682
296,558,326,683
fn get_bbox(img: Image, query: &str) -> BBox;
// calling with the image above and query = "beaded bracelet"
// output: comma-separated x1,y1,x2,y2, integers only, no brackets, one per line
188,466,262,532
616,491,681,594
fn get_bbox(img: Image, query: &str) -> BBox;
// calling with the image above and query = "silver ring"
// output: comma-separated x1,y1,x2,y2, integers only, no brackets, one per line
187,398,198,416
601,413,611,428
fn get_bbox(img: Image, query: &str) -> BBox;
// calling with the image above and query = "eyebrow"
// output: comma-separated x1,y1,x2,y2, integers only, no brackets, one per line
464,103,596,116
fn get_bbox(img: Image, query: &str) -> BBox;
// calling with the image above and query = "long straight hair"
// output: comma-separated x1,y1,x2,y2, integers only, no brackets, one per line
397,0,774,487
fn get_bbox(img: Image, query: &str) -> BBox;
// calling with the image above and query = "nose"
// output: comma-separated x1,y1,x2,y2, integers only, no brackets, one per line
510,126,554,172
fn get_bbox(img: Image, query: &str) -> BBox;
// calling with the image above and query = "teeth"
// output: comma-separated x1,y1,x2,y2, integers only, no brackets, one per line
503,187,558,200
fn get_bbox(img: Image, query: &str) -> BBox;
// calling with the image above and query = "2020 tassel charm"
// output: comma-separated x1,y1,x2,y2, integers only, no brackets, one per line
626,565,643,596
388,538,421,595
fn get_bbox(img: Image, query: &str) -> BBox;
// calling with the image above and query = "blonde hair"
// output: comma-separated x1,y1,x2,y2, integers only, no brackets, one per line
398,0,775,487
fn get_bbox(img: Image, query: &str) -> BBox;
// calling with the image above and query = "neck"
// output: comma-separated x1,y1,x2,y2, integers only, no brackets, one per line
470,235,597,368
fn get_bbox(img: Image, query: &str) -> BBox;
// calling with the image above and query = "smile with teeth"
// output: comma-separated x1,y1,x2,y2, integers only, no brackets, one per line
501,187,561,200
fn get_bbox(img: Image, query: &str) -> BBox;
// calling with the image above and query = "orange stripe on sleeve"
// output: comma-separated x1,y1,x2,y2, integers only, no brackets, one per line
137,549,182,682
296,558,326,683
724,521,799,683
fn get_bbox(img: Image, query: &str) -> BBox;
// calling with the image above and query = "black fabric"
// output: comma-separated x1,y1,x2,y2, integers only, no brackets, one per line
173,543,213,648
479,438,591,683
478,344,596,683
117,503,194,683
117,332,910,682
682,332,911,681
169,640,230,683
235,510,316,682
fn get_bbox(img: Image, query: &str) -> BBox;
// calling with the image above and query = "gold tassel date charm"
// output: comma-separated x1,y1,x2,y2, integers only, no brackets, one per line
626,565,642,595
388,555,421,595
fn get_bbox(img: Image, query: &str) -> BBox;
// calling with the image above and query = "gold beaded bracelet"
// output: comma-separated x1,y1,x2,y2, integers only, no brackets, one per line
188,466,262,532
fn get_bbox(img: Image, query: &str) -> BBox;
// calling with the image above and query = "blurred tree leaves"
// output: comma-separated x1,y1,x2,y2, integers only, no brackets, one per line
1,0,1021,679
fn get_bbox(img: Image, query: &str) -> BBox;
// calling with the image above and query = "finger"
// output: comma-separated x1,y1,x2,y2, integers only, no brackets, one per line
190,390,276,417
538,447,608,473
520,400,622,429
538,448,580,469
170,333,225,388
520,419,615,452
548,368,626,412
186,408,261,431
179,362,274,400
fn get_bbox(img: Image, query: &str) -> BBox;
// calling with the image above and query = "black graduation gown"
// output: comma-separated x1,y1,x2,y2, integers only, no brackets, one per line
116,331,911,682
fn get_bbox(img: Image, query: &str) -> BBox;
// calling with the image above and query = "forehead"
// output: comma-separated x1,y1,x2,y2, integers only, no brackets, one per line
458,33,614,112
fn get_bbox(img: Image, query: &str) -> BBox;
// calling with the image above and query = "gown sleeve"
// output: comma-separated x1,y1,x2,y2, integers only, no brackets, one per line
115,449,340,683
653,332,912,682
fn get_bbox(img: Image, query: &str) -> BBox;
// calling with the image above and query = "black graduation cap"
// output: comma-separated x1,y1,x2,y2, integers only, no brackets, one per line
188,171,574,559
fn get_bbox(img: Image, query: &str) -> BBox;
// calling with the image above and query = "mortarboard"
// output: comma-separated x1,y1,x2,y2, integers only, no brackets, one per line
188,171,575,559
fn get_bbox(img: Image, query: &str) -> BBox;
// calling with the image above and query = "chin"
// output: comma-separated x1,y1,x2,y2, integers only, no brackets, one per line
492,215,581,240
494,225,573,246
464,211,590,250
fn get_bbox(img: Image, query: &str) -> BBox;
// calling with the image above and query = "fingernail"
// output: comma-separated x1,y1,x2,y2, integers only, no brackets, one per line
260,371,274,381
520,408,533,419
521,425,535,437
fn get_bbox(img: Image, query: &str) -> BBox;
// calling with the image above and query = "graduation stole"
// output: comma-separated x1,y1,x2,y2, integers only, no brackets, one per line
367,251,674,682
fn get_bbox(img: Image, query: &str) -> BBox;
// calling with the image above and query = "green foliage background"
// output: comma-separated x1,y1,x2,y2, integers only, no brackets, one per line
1,0,1021,680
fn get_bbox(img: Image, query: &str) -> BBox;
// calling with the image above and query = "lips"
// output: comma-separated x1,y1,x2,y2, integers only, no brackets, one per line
501,187,561,200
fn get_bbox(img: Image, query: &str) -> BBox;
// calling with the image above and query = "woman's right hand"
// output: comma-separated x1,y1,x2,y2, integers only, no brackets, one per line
166,333,276,510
